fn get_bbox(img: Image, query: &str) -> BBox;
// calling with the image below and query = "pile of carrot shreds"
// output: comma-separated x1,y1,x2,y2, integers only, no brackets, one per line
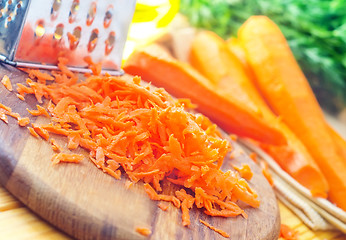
0,57,260,235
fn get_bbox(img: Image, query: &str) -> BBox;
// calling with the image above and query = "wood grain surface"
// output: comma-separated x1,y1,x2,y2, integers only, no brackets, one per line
0,64,280,240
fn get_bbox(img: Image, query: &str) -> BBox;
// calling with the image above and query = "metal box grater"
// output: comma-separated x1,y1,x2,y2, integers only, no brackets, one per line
0,0,136,75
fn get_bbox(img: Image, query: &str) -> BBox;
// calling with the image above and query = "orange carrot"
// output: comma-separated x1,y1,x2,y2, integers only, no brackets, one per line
229,134,238,141
135,227,152,237
175,189,195,226
57,57,75,78
17,83,34,96
32,123,49,141
181,200,191,226
84,56,102,76
189,30,328,197
125,180,133,189
279,224,299,240
18,117,30,127
189,31,261,113
0,109,8,123
0,102,29,126
227,41,329,194
124,44,286,145
144,184,181,208
0,102,11,112
50,138,62,152
199,219,230,238
16,94,25,101
259,161,274,186
239,16,346,209
8,112,19,120
226,37,257,82
67,132,81,150
249,152,257,163
28,69,54,84
157,202,169,211
27,105,50,117
233,164,253,180
51,153,84,165
28,126,39,138
1,75,13,91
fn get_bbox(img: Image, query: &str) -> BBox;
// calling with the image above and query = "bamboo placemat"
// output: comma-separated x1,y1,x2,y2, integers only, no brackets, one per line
0,186,70,239
1,185,345,239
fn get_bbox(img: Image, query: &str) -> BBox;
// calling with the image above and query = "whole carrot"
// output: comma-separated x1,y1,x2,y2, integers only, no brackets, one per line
226,37,257,82
239,15,346,210
124,44,286,145
189,31,328,197
327,125,346,162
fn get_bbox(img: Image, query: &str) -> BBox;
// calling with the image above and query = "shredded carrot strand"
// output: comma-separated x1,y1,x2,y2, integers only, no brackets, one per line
260,160,274,186
229,134,238,141
28,126,39,138
1,75,13,91
125,180,133,189
27,105,50,117
249,152,257,163
50,138,63,152
0,101,29,126
18,117,30,127
51,153,84,165
233,164,253,180
0,103,11,112
199,219,230,238
157,202,169,211
16,94,25,101
135,227,152,237
0,109,8,124
32,123,50,141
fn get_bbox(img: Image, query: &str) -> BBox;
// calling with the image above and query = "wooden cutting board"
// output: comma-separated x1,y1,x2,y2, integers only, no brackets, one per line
0,64,280,240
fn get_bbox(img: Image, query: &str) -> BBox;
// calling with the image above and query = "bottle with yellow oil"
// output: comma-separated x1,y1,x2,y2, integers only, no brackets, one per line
123,0,180,61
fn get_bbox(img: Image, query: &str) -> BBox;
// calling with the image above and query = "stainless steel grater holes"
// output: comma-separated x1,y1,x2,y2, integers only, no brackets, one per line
0,0,136,75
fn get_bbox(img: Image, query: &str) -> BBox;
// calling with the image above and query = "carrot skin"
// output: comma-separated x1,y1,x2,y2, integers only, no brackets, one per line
189,31,328,197
239,16,346,209
124,44,287,145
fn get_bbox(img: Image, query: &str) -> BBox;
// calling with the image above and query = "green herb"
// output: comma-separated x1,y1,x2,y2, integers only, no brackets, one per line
180,0,346,112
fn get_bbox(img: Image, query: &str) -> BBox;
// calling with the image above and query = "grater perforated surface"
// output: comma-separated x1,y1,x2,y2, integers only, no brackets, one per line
0,0,136,75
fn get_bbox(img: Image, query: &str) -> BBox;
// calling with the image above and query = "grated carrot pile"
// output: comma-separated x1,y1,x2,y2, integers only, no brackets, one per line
1,57,260,227
199,219,230,238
